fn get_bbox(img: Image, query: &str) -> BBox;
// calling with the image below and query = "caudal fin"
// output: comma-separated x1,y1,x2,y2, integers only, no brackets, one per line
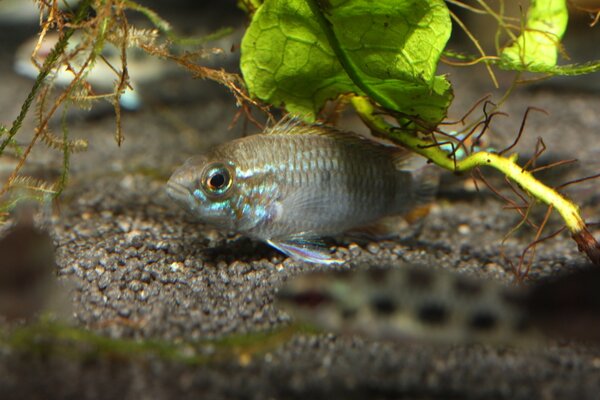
410,164,440,206
526,265,600,342
392,151,439,206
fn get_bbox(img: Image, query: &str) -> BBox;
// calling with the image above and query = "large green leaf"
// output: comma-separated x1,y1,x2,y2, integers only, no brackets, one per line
500,0,568,71
240,0,452,124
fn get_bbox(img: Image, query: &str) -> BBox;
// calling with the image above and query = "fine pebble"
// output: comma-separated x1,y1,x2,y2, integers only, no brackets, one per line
1,3,600,399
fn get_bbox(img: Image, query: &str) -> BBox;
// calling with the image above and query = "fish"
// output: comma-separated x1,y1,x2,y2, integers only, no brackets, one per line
14,27,242,111
277,263,600,344
14,32,168,111
166,121,438,264
0,0,80,23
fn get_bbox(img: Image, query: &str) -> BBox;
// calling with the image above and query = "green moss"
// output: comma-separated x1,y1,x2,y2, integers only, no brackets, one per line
1,320,313,366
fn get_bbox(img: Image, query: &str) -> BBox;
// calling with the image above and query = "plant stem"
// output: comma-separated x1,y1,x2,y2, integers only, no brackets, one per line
352,96,600,264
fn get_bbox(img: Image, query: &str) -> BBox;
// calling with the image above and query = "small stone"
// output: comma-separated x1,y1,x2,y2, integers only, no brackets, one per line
458,224,471,235
170,262,183,272
117,307,131,318
219,271,230,284
217,261,228,269
85,270,97,282
348,243,362,256
117,219,132,233
204,229,221,242
125,229,143,242
139,271,152,283
137,290,150,302
367,243,379,254
97,274,111,291
120,175,135,190
128,280,143,292
184,258,200,269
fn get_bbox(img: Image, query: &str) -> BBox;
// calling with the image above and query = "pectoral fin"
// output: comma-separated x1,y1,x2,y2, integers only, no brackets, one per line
267,238,343,265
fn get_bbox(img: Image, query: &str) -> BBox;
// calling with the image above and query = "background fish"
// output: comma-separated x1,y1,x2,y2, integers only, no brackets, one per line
14,32,169,111
0,0,81,23
277,263,600,344
166,121,438,263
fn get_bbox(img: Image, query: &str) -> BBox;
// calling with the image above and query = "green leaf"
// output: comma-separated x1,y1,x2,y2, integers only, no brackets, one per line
500,0,568,71
240,0,453,124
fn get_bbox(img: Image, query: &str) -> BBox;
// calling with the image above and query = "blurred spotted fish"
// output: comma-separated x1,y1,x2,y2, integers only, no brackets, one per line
278,264,600,344
167,121,438,264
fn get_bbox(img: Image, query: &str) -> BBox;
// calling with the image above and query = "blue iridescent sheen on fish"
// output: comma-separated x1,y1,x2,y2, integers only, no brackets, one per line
166,121,438,264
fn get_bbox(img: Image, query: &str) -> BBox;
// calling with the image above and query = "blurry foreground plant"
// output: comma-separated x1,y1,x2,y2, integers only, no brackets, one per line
0,0,239,214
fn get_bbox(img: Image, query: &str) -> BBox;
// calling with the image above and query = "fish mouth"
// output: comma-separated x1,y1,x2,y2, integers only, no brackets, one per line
166,180,194,205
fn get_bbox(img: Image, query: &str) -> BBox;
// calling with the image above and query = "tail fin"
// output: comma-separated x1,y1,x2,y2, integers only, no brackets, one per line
392,151,440,207
410,164,440,206
526,265,600,342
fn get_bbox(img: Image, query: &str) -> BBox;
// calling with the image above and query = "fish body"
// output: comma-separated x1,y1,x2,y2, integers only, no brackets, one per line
278,264,533,344
167,122,437,263
278,263,600,344
0,0,80,23
14,32,169,110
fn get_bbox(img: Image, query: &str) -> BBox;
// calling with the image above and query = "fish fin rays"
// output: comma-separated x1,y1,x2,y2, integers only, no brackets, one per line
267,238,343,265
409,164,439,206
391,149,439,206
393,152,440,209
392,150,427,172
266,118,377,145
347,215,408,239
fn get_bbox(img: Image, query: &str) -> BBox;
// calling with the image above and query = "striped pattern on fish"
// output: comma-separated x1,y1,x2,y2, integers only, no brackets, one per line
167,121,438,263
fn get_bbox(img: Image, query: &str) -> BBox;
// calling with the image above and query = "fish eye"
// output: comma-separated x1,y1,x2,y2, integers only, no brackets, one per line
202,164,233,195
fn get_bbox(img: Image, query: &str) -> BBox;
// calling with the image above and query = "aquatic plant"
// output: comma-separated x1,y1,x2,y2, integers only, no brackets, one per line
0,0,235,213
238,0,600,276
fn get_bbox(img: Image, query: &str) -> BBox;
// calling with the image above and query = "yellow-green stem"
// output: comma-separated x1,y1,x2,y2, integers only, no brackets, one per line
351,96,585,235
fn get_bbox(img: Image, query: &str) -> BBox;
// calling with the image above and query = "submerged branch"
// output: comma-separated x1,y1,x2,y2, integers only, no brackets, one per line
352,96,600,266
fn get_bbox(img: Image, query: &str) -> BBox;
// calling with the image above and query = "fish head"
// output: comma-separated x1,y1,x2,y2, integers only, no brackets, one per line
166,153,241,231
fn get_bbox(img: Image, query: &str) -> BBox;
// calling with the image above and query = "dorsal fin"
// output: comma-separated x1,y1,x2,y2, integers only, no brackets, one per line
266,118,405,153
265,117,355,139
266,118,439,205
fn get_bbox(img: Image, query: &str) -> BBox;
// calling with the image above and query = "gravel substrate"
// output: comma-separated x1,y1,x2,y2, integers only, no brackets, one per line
1,2,600,399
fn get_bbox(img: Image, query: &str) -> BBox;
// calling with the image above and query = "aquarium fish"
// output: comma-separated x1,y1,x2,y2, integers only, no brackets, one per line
166,121,438,264
14,32,168,110
277,263,600,344
278,264,532,343
0,0,80,23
